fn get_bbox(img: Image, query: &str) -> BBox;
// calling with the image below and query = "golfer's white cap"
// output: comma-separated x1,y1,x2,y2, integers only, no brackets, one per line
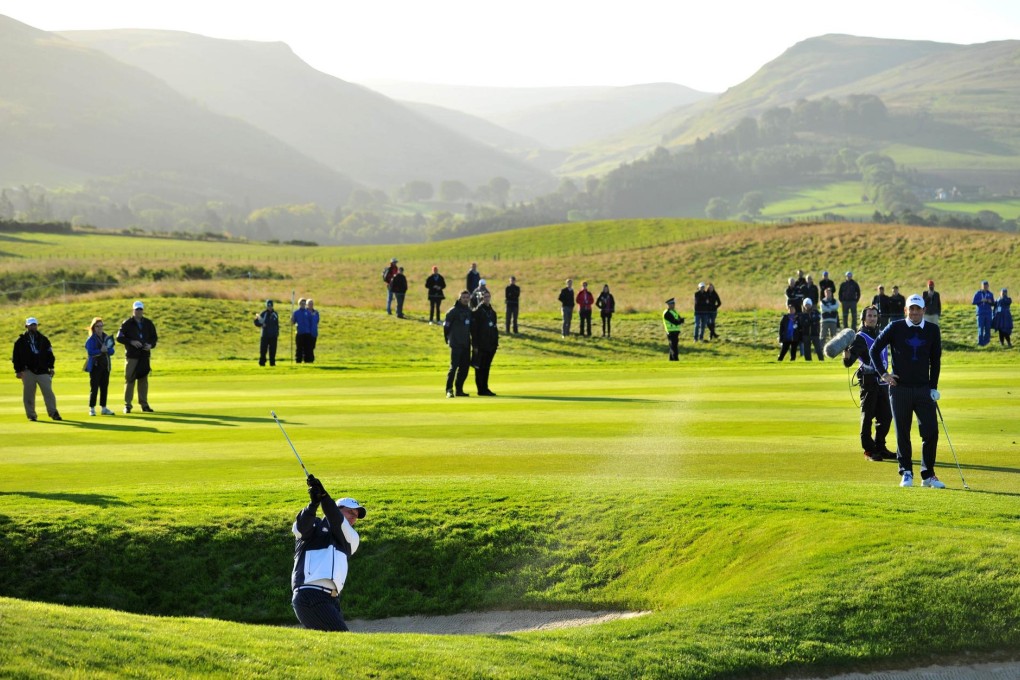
336,497,366,518
803,298,813,307
479,279,487,285
133,300,144,310
25,317,38,326
906,294,925,309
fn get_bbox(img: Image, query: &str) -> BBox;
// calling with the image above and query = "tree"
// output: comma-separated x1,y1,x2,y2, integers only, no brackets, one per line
438,180,470,202
705,197,731,220
398,181,433,202
488,177,510,204
737,191,765,216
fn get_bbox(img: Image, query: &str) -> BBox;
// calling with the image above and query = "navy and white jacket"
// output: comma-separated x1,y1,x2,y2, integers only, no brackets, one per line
870,318,941,389
291,497,360,593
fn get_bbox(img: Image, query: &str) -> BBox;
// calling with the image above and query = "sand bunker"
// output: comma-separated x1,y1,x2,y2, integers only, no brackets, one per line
348,609,648,635
798,661,1020,680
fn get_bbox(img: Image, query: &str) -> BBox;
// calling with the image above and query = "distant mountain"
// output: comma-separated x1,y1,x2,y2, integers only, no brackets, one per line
361,80,713,149
0,15,355,207
64,29,555,194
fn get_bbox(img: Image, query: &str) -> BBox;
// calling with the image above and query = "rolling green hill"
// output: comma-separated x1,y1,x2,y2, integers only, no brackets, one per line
0,15,355,208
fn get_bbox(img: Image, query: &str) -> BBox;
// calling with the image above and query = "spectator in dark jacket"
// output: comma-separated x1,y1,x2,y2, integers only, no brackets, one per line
706,282,722,339
425,266,446,324
444,291,473,398
777,304,801,361
558,279,575,337
785,277,804,313
838,271,862,329
576,281,595,336
383,258,399,315
818,271,837,301
922,279,942,325
993,288,1013,347
872,285,892,329
466,263,481,294
390,267,408,318
117,300,158,414
471,290,499,396
694,282,712,341
800,299,823,361
803,275,820,315
888,285,906,325
504,276,520,334
12,316,60,421
254,299,280,366
596,284,615,338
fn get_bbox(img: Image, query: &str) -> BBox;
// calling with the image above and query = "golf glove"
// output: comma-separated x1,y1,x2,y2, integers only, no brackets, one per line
307,475,326,501
930,389,940,401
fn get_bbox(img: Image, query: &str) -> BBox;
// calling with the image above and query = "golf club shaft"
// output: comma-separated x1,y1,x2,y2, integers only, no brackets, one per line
270,410,310,478
935,403,968,489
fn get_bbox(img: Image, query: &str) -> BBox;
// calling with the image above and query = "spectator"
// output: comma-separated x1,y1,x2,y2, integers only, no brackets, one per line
390,267,408,318
117,300,157,414
576,281,595,337
84,317,116,416
785,277,803,312
425,266,446,325
12,316,61,421
888,285,906,324
803,275,820,314
820,288,840,342
777,303,802,361
558,279,575,337
596,284,615,338
466,262,481,294
443,291,473,398
992,288,1013,348
254,299,280,367
706,282,722,340
838,271,861,329
382,257,399,315
800,299,824,361
872,285,892,329
694,282,712,341
306,300,320,363
504,276,520,334
922,279,942,325
818,270,837,302
662,298,684,361
470,290,499,396
973,280,995,346
292,298,312,363
470,278,489,311
842,306,893,462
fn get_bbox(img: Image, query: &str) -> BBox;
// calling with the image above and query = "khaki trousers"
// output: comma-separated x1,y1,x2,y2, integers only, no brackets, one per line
22,372,58,419
124,357,150,409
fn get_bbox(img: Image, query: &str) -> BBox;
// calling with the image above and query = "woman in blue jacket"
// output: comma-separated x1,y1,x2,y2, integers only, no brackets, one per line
84,317,116,416
993,288,1013,348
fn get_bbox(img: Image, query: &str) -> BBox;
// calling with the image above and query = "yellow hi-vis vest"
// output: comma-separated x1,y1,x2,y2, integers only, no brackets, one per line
663,309,683,332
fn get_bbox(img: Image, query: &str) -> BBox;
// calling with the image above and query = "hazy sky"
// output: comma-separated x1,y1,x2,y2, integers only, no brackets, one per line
2,0,1019,91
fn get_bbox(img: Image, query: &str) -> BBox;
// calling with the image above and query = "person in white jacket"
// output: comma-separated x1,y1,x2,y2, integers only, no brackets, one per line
290,475,366,631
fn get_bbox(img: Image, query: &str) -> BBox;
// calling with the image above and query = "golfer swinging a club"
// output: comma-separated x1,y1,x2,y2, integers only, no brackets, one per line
869,294,945,488
291,475,366,631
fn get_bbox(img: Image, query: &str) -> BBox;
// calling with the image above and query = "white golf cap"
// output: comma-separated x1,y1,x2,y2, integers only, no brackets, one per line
479,278,487,285
336,497,366,518
133,300,144,310
803,298,813,307
25,317,38,326
906,294,925,309
698,282,705,288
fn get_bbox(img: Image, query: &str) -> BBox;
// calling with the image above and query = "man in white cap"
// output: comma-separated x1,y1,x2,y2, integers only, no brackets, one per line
11,317,61,421
116,301,158,413
869,294,945,488
292,474,365,631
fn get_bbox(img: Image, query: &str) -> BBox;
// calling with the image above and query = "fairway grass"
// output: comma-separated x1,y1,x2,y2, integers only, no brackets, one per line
2,359,1019,679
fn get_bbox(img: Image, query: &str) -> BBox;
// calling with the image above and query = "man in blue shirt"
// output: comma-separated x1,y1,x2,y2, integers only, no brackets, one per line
972,280,995,346
869,294,944,488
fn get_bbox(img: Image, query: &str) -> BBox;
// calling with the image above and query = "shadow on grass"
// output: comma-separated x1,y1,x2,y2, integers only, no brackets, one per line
40,420,162,434
0,491,128,506
134,412,277,425
511,395,664,404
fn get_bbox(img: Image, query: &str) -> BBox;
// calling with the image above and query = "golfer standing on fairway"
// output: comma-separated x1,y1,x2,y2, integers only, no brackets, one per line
292,475,366,632
117,301,157,414
869,294,945,488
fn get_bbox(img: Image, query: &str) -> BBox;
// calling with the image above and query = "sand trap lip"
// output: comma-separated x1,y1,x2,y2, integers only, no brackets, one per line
798,661,1020,679
348,609,649,635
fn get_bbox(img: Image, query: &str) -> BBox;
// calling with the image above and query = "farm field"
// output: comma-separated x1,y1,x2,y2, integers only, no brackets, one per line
1,221,1019,678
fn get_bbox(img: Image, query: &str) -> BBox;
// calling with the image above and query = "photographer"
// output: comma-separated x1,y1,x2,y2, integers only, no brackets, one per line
663,298,685,361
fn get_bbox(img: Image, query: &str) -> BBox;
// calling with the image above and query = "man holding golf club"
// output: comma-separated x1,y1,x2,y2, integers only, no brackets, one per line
869,294,945,488
291,473,366,632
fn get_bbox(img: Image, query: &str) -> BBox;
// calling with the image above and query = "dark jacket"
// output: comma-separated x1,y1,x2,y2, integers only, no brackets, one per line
390,273,408,294
706,289,722,311
426,273,446,301
872,293,892,316
444,302,473,348
291,496,358,592
505,283,521,306
471,304,499,351
870,319,941,389
843,325,885,380
255,309,280,338
558,287,574,308
819,277,836,298
838,279,861,303
785,285,803,310
799,309,821,339
596,292,615,315
84,333,116,373
117,316,158,359
888,293,906,319
694,289,713,313
803,284,819,307
922,289,942,315
466,269,481,293
779,313,802,343
12,330,55,375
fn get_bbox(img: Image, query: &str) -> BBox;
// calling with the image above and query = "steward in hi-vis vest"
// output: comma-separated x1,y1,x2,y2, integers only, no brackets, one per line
663,298,685,362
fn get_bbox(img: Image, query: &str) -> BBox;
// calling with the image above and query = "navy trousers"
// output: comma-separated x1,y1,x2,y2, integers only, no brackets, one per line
292,588,348,632
889,385,938,479
446,344,470,392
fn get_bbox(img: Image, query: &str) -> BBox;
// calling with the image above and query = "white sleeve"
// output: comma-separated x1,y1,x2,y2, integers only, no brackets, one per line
341,518,360,554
